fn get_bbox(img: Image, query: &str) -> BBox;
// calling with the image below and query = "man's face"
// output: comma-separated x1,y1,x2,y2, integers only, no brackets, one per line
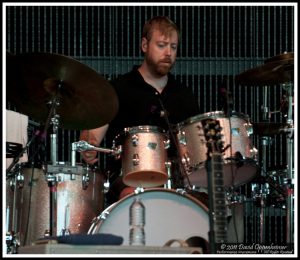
142,29,178,76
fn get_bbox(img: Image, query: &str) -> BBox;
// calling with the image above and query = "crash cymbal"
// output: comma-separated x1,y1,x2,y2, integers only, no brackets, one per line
265,52,294,64
235,53,294,86
252,122,287,136
6,52,119,130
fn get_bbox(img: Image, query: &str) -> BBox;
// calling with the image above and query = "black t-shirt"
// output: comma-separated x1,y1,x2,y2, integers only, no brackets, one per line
107,66,200,145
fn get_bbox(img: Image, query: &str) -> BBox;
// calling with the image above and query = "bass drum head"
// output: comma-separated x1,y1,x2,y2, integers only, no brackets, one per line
89,188,209,250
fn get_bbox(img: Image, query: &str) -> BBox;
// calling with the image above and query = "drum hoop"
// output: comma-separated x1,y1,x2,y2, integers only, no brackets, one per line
178,111,250,127
105,188,208,213
114,125,168,142
124,125,166,134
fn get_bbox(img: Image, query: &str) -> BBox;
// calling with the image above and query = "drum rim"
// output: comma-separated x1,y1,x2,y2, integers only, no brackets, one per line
97,188,208,218
177,111,250,127
114,125,168,142
124,125,166,134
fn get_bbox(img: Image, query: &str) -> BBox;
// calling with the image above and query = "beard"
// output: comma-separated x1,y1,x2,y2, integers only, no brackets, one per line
145,54,175,76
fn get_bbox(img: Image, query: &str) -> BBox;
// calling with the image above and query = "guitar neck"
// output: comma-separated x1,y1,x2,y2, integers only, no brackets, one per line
210,152,227,244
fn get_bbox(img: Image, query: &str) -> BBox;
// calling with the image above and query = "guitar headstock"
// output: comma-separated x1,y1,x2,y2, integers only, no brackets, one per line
203,118,224,155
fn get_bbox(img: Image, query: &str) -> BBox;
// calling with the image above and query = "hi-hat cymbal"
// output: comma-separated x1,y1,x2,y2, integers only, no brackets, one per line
6,52,119,130
252,122,287,136
235,52,294,86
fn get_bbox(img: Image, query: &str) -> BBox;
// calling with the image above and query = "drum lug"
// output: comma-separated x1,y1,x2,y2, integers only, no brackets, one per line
164,139,170,149
250,147,258,158
132,153,140,166
82,173,90,190
134,187,145,194
165,161,172,169
178,131,187,146
99,209,110,220
131,134,139,146
175,188,187,195
181,153,191,169
15,165,24,189
244,122,253,136
9,178,15,191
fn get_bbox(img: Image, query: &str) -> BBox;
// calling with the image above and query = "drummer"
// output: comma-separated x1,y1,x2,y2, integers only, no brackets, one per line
79,15,200,204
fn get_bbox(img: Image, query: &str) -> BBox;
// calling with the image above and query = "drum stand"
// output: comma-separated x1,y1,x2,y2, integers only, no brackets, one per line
255,136,272,243
281,83,294,244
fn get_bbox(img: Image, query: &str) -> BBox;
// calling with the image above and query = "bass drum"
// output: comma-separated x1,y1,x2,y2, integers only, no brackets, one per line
89,188,209,249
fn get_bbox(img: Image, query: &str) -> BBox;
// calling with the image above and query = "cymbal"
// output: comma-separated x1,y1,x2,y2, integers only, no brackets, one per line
6,52,119,130
252,122,287,136
265,52,294,64
235,52,294,86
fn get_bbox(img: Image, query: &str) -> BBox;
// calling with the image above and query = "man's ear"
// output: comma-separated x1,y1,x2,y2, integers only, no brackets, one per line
141,37,148,52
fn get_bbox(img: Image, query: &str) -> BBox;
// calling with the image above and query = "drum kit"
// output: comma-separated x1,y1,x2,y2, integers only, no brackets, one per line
5,52,294,253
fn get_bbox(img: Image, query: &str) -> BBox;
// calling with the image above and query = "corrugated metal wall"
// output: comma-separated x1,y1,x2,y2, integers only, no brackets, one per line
5,4,295,245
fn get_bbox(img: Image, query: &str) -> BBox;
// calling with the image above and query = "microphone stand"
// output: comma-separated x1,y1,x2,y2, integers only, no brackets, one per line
157,97,193,189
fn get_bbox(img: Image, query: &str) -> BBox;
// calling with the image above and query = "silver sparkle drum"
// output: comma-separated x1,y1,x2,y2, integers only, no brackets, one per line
113,126,170,188
13,165,104,246
176,111,258,188
88,188,209,247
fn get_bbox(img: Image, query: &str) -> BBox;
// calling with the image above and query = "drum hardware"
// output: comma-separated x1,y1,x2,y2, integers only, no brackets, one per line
163,161,173,189
282,82,294,244
236,52,295,244
72,140,120,156
254,133,274,243
6,142,23,159
156,96,193,190
6,231,20,254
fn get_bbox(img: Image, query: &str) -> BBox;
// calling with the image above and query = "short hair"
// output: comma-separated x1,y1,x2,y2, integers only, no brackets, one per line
142,16,180,42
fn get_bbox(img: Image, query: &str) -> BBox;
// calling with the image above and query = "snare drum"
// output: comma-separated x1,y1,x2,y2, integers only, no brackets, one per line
176,111,258,188
88,188,209,247
113,126,170,188
12,164,104,246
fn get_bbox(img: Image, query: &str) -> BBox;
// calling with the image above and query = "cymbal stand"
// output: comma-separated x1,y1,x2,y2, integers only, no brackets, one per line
262,86,269,121
281,83,294,244
44,93,83,237
36,95,60,238
255,136,272,243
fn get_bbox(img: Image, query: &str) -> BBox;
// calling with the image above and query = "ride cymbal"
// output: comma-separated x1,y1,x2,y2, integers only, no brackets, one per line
6,52,119,130
235,52,294,86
